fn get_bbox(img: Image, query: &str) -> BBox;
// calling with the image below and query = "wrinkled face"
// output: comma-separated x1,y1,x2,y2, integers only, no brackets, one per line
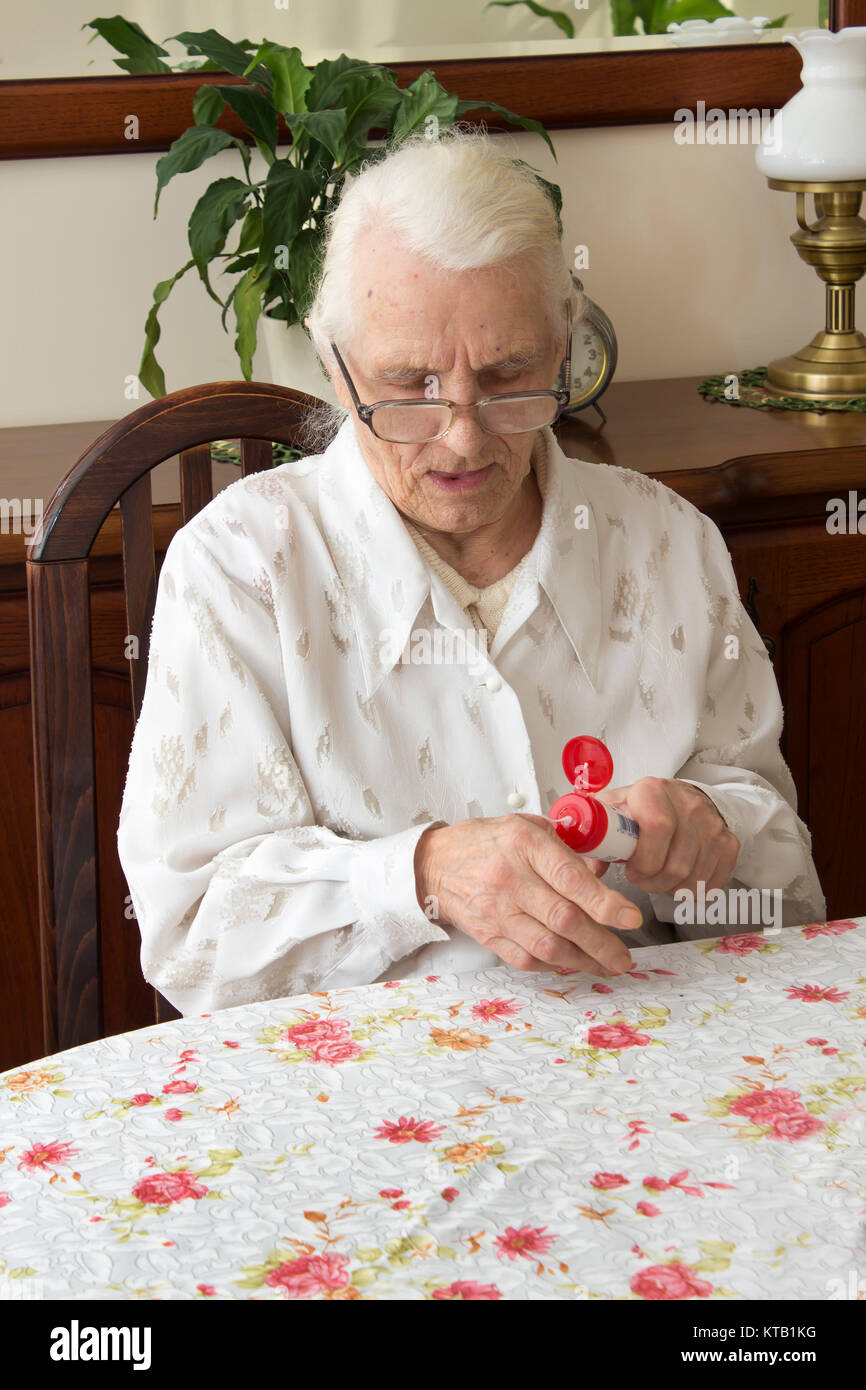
325,234,565,535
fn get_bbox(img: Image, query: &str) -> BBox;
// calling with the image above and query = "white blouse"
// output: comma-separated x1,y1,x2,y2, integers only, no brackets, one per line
117,418,826,1015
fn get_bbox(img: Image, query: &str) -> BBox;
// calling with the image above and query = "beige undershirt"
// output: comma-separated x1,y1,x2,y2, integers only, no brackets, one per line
403,440,548,639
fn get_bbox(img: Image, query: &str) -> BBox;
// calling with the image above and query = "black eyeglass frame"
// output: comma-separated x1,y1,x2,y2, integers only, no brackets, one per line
328,301,573,442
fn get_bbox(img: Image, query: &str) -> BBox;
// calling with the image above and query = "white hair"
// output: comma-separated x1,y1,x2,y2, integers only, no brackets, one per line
301,126,580,443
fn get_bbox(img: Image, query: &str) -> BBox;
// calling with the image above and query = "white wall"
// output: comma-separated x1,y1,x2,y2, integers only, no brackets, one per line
0,121,820,428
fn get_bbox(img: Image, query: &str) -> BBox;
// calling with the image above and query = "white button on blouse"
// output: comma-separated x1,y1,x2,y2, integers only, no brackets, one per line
117,418,826,1015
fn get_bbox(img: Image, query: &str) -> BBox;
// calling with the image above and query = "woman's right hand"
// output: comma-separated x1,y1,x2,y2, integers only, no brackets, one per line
414,813,642,975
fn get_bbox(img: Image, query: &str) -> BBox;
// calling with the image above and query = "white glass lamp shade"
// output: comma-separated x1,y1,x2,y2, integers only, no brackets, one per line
756,27,866,181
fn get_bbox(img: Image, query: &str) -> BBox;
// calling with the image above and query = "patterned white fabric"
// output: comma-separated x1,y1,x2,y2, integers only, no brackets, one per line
117,418,825,1015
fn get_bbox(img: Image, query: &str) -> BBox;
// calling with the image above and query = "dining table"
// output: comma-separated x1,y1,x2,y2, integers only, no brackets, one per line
1,916,864,1303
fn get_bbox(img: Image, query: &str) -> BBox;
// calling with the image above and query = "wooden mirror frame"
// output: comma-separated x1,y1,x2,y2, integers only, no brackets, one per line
0,0,862,158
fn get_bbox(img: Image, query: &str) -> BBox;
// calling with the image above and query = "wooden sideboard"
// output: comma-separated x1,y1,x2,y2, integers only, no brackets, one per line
2,378,865,1071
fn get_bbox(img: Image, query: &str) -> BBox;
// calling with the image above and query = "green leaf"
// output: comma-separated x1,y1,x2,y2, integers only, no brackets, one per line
236,205,263,254
698,1239,736,1255
82,17,173,74
234,266,263,380
139,258,195,399
154,125,236,215
391,71,459,144
306,55,392,111
350,1268,379,1287
216,85,279,153
207,1148,242,1160
244,43,311,116
436,1245,457,1259
486,1,576,38
496,1162,520,1173
255,160,317,281
188,177,251,303
649,0,733,29
340,73,403,146
353,1247,382,1262
224,253,259,275
169,30,272,90
193,85,225,126
611,0,654,34
283,110,349,163
454,97,556,161
692,1257,732,1273
287,226,322,321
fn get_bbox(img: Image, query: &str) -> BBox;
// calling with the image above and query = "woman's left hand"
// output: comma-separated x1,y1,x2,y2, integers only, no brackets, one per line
594,778,740,895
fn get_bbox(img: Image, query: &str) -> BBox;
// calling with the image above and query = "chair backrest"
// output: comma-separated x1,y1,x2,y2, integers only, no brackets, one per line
26,380,326,1057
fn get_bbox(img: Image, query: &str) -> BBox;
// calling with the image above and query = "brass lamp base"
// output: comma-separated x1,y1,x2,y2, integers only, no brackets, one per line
765,328,866,400
763,178,866,402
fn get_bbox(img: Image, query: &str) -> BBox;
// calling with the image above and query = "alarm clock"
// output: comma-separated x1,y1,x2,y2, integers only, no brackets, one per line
563,273,618,424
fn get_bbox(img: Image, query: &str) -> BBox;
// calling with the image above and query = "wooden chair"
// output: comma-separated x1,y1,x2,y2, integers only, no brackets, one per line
26,380,325,1057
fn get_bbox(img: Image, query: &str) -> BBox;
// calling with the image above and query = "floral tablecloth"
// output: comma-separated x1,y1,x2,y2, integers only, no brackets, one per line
1,919,865,1301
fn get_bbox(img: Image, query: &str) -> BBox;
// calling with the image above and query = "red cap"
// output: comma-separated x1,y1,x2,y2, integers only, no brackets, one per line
561,736,614,793
549,792,609,854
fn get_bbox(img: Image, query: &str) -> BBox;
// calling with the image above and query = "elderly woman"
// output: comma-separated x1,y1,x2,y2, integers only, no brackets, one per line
118,129,825,1015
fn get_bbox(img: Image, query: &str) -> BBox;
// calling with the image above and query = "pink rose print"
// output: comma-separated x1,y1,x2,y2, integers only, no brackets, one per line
441,1187,459,1203
636,1201,660,1217
471,998,523,1022
384,982,400,989
392,1200,411,1210
768,1111,826,1142
587,1022,651,1050
729,1087,807,1125
223,1041,240,1048
494,1225,557,1261
162,1079,196,1095
715,934,765,956
670,1113,689,1122
380,1188,403,1199
164,1109,184,1122
643,1176,669,1192
374,1116,446,1143
282,1018,350,1047
590,1172,629,1190
806,1038,828,1046
631,1263,713,1300
432,1280,503,1300
802,920,857,939
131,1094,154,1106
132,1170,209,1205
17,1140,80,1172
786,985,849,1003
592,984,614,994
309,1037,363,1066
265,1252,350,1299
197,1284,216,1296
0,1192,10,1207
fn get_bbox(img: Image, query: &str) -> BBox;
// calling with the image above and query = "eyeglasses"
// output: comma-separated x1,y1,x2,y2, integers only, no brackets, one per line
329,302,573,444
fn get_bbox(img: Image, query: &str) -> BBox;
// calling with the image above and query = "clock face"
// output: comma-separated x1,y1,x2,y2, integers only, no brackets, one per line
569,320,610,406
564,278,618,413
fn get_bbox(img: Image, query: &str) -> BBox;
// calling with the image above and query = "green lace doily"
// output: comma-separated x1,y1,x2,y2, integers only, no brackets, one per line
697,367,866,412
209,439,304,467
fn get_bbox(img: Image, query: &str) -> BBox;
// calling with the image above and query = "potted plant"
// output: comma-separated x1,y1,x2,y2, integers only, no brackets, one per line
87,18,561,399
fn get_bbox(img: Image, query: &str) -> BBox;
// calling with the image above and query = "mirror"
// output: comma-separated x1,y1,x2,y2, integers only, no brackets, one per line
2,0,824,80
